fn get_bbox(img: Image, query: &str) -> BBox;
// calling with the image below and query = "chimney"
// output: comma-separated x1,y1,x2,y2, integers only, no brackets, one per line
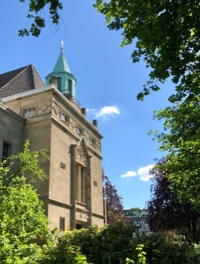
92,119,98,127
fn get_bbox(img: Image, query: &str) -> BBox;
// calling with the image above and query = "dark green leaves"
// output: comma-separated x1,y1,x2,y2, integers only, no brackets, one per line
19,0,63,37
94,0,200,101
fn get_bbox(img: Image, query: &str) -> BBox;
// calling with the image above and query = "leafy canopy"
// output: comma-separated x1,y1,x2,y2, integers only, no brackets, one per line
104,175,127,224
151,97,200,212
19,0,63,37
147,158,200,242
94,0,200,101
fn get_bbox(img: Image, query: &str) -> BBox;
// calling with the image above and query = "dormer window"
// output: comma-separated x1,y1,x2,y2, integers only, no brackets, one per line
23,107,36,118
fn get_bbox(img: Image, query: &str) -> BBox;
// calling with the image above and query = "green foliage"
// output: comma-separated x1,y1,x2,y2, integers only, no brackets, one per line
148,97,200,242
58,222,135,264
147,158,200,242
189,244,200,263
141,233,200,264
19,0,63,36
94,0,200,102
131,207,141,211
40,243,87,264
0,140,51,263
39,228,88,264
0,140,48,190
150,97,200,214
126,244,146,264
98,222,135,264
40,224,200,264
126,233,200,264
64,226,101,263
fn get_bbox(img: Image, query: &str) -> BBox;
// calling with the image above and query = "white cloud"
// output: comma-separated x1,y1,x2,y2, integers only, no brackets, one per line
121,170,137,178
121,164,154,181
95,106,120,119
137,164,154,181
86,108,97,113
86,106,120,121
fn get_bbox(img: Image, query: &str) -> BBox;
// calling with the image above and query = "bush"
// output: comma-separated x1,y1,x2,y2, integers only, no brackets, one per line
134,233,200,264
59,222,135,264
39,225,200,264
39,237,87,264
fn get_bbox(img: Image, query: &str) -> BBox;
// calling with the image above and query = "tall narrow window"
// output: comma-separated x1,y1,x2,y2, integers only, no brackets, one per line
76,164,85,203
2,142,10,162
57,77,62,91
68,79,73,94
80,167,84,202
60,217,65,231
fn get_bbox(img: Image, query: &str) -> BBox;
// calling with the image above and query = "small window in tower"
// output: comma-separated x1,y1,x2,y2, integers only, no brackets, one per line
68,79,73,94
23,107,36,118
61,113,68,122
57,77,62,91
60,217,65,231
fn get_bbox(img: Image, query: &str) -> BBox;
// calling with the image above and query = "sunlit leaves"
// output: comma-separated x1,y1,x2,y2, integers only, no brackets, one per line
151,98,200,212
95,0,200,101
0,140,51,262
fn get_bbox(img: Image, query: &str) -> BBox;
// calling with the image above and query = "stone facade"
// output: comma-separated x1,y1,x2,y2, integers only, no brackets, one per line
0,59,104,230
0,101,25,160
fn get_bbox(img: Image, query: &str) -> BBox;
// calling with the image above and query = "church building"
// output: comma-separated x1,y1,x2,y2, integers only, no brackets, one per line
0,46,104,230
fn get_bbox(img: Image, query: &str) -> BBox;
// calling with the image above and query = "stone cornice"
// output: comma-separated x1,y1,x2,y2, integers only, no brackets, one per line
2,85,103,139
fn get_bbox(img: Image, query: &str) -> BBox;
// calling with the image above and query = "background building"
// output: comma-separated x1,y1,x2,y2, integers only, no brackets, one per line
124,208,150,234
0,48,104,230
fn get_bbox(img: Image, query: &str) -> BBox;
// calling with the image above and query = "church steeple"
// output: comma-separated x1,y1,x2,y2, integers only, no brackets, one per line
53,50,70,73
46,41,77,99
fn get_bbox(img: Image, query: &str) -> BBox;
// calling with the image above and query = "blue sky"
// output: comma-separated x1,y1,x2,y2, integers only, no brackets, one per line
1,1,174,209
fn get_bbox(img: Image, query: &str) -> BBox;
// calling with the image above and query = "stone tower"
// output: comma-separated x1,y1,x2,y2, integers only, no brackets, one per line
0,45,104,230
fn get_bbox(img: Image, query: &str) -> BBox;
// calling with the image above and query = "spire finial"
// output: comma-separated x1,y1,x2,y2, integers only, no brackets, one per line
61,38,64,53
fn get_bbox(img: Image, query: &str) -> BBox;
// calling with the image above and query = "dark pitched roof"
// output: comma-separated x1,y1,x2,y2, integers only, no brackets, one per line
0,65,44,99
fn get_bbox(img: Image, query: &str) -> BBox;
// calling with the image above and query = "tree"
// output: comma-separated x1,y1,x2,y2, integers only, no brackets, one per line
103,175,127,224
0,141,52,263
19,0,63,37
151,97,200,213
94,1,200,102
131,207,141,211
147,158,200,242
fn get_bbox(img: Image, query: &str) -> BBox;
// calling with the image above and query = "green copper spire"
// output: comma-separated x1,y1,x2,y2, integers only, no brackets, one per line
53,50,70,73
45,40,77,99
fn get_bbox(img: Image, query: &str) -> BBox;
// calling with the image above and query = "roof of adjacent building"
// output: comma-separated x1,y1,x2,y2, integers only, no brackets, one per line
0,64,44,99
